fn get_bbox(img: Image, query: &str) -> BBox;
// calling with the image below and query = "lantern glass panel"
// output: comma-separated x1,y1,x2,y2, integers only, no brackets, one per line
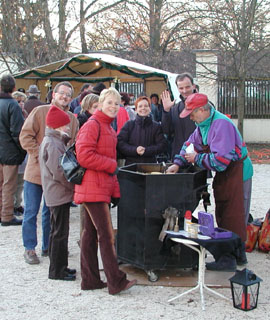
231,282,260,311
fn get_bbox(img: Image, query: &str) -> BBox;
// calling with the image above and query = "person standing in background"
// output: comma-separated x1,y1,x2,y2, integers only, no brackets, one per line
24,85,44,115
70,83,93,113
19,81,78,265
0,75,26,226
150,93,162,122
11,91,28,216
12,91,28,119
161,73,196,160
120,92,136,121
77,94,99,129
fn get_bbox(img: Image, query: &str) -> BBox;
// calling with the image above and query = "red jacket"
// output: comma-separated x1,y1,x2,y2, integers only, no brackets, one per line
116,106,129,135
74,109,120,204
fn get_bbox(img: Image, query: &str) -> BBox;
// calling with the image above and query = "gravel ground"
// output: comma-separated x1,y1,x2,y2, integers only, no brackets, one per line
0,164,270,320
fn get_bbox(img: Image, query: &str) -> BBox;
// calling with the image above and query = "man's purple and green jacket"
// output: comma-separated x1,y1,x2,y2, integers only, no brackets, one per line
174,107,253,181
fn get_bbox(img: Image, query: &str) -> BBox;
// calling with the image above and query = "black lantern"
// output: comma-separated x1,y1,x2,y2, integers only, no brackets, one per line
229,268,262,311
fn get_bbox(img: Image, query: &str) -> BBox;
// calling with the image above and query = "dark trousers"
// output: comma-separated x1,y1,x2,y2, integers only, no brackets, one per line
81,202,128,294
48,203,70,279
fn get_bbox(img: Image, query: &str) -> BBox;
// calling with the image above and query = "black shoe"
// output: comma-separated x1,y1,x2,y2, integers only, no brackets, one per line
236,242,248,265
15,206,24,214
66,267,76,275
206,255,237,272
237,257,248,266
49,273,76,281
41,250,49,257
1,217,23,226
70,202,77,207
62,274,76,281
14,209,23,217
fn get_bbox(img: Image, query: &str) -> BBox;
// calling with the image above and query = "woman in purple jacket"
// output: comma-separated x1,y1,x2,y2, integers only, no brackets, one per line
117,96,167,165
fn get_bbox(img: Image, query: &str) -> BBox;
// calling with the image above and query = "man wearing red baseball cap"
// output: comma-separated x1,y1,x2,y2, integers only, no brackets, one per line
179,93,208,118
167,92,253,271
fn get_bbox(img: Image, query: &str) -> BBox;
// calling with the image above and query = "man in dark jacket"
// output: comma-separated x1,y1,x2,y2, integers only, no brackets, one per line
161,73,197,160
24,85,44,115
0,74,26,226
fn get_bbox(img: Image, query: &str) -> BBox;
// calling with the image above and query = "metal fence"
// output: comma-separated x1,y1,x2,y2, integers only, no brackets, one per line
218,78,270,119
118,82,144,104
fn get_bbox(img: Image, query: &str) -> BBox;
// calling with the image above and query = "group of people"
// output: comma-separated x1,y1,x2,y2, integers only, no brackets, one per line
0,77,138,294
0,70,253,297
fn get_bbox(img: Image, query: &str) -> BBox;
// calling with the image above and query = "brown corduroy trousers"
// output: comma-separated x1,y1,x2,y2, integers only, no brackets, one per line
81,202,128,294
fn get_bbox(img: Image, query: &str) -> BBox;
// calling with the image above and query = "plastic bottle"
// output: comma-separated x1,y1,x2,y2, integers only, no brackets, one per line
184,210,192,232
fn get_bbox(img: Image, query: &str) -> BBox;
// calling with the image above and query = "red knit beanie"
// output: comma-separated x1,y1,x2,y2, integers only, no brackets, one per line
46,105,70,129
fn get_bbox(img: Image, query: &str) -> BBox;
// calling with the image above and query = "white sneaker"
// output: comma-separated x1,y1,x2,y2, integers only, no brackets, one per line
24,250,40,265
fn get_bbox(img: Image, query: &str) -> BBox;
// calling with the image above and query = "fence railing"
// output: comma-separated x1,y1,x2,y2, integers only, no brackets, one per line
118,82,144,104
218,78,270,119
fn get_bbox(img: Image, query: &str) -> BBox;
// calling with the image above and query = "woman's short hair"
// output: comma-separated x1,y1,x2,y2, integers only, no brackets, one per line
120,92,130,106
150,93,159,100
12,91,27,100
79,90,92,103
99,87,121,104
81,93,99,112
134,96,151,110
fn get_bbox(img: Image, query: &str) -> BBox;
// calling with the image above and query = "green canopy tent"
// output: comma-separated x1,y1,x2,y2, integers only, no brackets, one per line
14,53,179,101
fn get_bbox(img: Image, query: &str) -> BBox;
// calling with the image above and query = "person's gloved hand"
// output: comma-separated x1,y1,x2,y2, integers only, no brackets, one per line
111,197,120,208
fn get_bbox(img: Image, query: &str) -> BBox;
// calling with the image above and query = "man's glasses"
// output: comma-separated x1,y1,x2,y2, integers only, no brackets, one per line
57,91,72,98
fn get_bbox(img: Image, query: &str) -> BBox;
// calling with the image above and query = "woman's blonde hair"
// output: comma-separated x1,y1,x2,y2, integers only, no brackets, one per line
12,91,27,100
99,87,121,104
81,93,99,112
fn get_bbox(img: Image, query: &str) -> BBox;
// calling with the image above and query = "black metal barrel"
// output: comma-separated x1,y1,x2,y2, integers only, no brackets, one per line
117,163,207,277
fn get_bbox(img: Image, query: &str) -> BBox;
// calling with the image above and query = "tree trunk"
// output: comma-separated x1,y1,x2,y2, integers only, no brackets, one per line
23,0,36,66
80,0,88,53
58,0,68,59
237,77,245,137
149,0,163,68
40,0,58,60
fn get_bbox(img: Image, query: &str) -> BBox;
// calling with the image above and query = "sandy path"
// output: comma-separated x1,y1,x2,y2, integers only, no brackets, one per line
0,164,270,319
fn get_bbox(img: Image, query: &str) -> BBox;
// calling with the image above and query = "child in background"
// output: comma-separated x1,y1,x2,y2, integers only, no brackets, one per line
39,105,76,281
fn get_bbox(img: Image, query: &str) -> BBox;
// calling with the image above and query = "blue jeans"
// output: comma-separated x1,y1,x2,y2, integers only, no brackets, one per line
22,181,50,251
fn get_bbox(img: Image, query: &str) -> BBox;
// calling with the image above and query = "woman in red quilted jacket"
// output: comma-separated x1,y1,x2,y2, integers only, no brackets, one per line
74,88,137,295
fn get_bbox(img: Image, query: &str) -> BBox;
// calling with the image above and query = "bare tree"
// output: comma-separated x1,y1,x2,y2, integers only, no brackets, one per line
0,0,44,69
191,0,270,135
86,0,203,70
0,0,127,71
